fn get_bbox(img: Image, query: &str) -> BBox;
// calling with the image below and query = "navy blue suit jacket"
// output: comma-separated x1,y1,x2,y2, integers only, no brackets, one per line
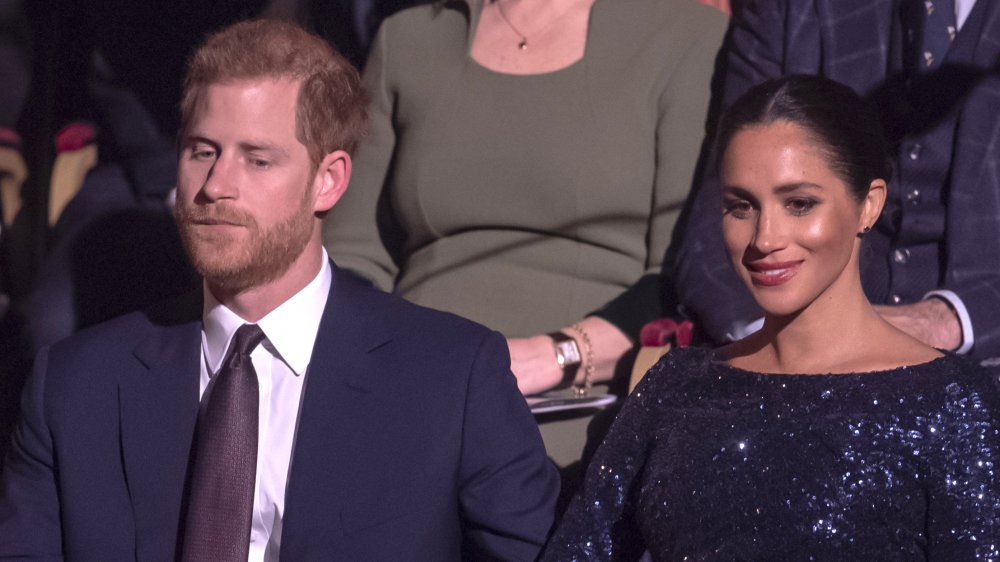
0,263,558,560
676,0,1000,360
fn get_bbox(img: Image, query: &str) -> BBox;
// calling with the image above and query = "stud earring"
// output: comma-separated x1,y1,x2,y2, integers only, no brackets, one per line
857,226,871,238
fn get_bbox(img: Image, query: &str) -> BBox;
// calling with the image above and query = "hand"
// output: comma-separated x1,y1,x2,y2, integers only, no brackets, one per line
696,0,730,14
507,335,564,396
873,299,962,351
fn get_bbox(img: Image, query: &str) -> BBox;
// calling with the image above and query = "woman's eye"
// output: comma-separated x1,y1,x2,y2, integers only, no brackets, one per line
250,158,271,169
724,200,754,219
786,198,817,215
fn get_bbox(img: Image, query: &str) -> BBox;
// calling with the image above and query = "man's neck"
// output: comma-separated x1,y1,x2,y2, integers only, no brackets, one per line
208,245,325,323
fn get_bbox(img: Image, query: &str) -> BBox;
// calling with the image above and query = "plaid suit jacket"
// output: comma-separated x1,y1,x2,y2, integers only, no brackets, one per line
677,0,1000,361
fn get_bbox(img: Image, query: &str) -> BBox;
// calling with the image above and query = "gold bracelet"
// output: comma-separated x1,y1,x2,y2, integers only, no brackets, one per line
570,323,593,396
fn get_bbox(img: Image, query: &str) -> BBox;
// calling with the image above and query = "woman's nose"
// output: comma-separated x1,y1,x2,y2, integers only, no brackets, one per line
750,210,786,254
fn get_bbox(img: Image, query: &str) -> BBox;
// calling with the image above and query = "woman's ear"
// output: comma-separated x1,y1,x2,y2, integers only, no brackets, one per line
312,150,352,213
859,178,887,234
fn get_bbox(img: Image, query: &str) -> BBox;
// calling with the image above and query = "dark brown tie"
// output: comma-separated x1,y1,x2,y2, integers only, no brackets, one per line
182,324,266,562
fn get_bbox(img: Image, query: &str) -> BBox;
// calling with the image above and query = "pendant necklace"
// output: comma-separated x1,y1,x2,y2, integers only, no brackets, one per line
492,0,585,52
494,0,529,50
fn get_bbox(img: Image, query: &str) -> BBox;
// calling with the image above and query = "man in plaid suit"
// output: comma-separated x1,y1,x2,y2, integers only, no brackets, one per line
677,0,1000,363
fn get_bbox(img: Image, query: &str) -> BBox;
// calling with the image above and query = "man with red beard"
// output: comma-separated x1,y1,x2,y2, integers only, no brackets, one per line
0,19,558,562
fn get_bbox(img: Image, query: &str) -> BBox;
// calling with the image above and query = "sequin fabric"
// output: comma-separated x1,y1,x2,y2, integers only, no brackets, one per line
542,347,1000,561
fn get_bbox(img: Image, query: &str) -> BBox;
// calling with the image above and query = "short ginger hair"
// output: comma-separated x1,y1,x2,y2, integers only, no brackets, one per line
181,19,368,164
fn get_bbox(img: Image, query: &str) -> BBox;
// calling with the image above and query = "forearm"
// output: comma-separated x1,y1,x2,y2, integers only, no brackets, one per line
508,317,632,396
569,316,634,387
588,274,664,341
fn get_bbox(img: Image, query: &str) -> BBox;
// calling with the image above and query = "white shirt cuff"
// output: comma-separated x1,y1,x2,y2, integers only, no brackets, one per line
725,317,764,342
924,290,974,354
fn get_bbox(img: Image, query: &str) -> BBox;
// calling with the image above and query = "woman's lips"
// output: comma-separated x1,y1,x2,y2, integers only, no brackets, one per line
745,260,802,287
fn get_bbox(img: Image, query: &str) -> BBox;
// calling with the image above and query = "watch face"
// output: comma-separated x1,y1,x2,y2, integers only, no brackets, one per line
556,340,581,365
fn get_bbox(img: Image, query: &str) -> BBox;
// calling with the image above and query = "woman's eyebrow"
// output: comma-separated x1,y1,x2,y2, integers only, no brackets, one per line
721,185,754,199
774,182,823,194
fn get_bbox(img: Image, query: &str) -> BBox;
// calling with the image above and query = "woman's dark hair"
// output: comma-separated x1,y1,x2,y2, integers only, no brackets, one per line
715,74,893,201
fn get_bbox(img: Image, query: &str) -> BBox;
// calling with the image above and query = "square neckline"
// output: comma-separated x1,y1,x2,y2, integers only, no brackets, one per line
462,0,601,78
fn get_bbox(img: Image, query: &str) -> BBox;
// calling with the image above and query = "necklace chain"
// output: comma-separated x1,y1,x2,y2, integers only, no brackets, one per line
492,0,585,51
494,0,529,50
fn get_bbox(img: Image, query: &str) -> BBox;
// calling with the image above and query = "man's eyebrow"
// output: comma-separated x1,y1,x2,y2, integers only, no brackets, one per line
182,134,216,146
237,141,289,158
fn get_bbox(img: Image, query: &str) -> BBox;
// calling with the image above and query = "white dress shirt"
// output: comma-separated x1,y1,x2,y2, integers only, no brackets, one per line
199,254,331,562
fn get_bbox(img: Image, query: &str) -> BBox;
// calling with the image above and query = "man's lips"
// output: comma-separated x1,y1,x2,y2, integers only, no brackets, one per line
744,260,803,286
175,202,252,230
193,218,244,226
185,218,248,238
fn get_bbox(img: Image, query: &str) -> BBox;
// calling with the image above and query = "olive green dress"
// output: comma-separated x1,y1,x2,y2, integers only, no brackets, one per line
323,0,727,467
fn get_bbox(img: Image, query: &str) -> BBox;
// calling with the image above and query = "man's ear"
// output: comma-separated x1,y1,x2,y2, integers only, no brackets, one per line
859,178,887,233
312,150,351,213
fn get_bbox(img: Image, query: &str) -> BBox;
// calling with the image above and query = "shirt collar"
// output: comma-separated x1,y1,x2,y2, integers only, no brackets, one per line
202,252,332,376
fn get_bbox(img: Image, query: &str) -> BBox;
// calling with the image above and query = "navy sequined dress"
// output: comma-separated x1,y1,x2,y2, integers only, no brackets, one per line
542,347,1000,561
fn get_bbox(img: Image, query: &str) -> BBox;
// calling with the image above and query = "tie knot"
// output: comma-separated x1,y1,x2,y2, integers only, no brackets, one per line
231,324,266,357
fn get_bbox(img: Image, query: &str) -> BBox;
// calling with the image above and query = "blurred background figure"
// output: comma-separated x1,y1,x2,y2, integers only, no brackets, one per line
0,0,265,460
322,0,727,502
306,0,422,69
0,0,32,464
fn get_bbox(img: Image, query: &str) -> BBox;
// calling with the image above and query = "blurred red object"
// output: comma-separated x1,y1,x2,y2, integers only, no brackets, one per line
0,127,21,149
639,318,693,348
55,122,97,153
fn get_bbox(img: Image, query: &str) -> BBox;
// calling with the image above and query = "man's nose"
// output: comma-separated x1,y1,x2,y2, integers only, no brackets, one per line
201,154,238,201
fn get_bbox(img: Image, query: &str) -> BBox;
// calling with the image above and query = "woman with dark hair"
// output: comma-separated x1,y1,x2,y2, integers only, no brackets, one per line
541,75,1000,560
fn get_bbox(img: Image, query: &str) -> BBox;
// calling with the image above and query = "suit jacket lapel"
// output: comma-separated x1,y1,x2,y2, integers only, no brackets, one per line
280,264,398,557
119,296,202,560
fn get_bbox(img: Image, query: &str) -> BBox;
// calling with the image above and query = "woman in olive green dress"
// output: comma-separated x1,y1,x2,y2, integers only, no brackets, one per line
323,0,727,475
